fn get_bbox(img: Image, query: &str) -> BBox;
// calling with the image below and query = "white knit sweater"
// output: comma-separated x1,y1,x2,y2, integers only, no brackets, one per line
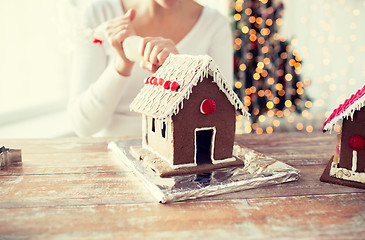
68,0,233,137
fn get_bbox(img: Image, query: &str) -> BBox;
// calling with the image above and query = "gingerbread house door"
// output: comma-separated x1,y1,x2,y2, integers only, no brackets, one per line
194,127,216,165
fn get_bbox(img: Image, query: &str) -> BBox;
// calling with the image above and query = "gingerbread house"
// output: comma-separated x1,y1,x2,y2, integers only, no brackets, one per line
321,84,365,188
130,55,249,171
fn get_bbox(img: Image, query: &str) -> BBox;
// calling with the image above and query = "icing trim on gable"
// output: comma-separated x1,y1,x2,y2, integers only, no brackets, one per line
323,85,365,132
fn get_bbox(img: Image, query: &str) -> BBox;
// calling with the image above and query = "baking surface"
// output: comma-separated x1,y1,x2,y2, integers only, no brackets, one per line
1,133,364,239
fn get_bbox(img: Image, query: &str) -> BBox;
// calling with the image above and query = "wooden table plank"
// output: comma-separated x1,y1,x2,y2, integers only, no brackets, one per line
3,164,363,209
207,164,365,201
0,136,138,155
0,152,132,176
0,172,155,209
1,193,364,239
235,132,336,166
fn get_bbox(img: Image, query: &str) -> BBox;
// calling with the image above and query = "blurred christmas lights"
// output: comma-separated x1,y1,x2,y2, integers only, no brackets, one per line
233,0,313,134
233,0,365,135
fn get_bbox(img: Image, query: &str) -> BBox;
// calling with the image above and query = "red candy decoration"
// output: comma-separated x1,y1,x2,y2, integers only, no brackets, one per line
348,135,365,151
170,81,179,91
201,99,216,115
150,77,158,85
93,38,103,45
158,78,164,85
163,80,171,89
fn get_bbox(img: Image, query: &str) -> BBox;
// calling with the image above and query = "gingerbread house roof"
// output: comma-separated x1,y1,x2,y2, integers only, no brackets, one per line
322,84,365,132
130,54,249,120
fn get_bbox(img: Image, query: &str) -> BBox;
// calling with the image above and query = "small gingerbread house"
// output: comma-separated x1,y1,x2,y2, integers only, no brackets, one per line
321,84,365,188
130,55,249,169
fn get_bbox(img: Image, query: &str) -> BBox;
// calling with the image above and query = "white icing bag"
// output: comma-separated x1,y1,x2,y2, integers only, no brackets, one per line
123,36,143,62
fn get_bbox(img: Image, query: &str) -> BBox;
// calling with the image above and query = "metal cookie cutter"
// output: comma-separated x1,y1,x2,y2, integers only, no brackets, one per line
0,146,22,168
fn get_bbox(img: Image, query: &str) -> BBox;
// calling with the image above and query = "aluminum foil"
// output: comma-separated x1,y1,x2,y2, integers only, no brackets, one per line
0,146,22,168
108,139,300,203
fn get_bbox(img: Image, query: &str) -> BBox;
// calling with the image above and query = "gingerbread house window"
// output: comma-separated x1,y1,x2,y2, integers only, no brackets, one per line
151,118,156,133
161,122,167,139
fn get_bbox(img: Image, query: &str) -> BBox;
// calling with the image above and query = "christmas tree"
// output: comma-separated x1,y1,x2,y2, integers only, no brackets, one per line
232,0,312,134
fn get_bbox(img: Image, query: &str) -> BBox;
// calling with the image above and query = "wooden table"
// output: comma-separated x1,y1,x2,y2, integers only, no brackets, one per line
1,133,364,239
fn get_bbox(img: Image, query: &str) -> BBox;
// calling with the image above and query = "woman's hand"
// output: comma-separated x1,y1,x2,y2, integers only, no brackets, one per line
139,37,179,73
96,9,137,76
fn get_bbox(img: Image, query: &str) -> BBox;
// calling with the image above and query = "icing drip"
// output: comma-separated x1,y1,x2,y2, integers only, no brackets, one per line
352,150,357,172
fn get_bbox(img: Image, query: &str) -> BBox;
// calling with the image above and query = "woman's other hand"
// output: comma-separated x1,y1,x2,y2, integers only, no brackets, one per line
97,9,137,76
139,37,178,73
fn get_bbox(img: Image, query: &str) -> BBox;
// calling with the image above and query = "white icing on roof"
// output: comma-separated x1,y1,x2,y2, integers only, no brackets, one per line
130,54,249,120
322,84,365,132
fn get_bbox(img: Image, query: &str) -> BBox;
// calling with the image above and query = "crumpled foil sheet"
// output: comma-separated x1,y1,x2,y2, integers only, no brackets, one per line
0,146,22,168
108,139,300,203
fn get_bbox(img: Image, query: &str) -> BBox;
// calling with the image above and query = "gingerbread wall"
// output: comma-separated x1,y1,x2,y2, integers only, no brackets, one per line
339,107,365,172
146,116,174,165
172,76,236,166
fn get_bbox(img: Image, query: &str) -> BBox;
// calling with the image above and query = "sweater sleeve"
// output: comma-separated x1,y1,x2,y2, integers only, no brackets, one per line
67,3,128,137
207,16,234,89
